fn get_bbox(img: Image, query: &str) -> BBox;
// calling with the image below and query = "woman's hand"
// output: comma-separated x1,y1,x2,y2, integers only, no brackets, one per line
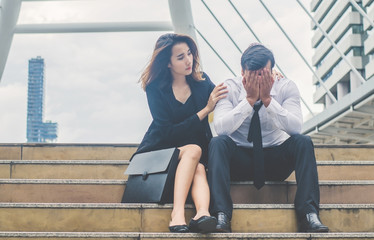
197,83,227,121
272,69,284,81
205,83,228,113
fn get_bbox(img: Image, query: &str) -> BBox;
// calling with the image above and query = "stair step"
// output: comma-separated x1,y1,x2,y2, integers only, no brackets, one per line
0,144,138,160
1,179,373,204
287,161,374,181
314,145,374,161
0,232,374,240
0,145,21,160
0,179,125,203
1,144,374,161
232,180,374,204
1,160,374,180
0,203,373,232
0,160,129,179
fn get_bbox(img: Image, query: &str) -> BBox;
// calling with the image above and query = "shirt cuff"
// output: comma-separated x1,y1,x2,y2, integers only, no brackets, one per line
265,98,283,115
237,98,253,118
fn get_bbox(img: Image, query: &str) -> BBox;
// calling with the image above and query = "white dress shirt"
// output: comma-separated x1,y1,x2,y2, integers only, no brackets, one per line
213,76,303,148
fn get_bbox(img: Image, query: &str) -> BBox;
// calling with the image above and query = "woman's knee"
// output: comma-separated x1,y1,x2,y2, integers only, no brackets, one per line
179,144,202,162
194,163,207,177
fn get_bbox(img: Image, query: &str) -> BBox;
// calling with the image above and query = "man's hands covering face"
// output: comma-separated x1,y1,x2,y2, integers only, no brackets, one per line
242,70,260,107
242,68,274,107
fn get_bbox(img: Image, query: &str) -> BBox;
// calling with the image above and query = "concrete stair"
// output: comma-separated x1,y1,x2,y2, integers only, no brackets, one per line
1,160,374,180
1,232,374,240
0,144,137,160
0,143,374,239
0,179,373,204
0,203,373,232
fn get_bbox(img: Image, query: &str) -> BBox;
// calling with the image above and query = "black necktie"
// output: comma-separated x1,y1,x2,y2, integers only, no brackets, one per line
247,101,264,190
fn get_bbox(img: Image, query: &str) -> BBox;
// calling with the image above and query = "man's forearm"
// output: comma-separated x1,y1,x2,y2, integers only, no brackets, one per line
214,99,252,135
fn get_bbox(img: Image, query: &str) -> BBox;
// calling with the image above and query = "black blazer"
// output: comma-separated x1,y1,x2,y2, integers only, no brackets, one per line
134,73,215,157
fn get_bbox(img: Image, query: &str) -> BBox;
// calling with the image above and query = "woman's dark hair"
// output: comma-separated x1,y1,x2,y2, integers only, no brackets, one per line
140,33,203,90
241,43,275,71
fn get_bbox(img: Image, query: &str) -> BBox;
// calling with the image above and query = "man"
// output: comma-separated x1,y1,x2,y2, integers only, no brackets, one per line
208,43,329,233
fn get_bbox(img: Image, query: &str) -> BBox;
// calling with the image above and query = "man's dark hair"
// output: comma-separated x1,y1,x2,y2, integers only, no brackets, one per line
241,43,275,71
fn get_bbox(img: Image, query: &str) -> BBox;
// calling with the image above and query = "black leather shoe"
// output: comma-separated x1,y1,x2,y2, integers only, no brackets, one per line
168,224,190,233
298,212,329,232
215,212,231,233
189,216,217,233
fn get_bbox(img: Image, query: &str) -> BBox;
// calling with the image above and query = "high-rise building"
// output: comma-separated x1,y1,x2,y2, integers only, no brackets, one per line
363,0,374,79
303,0,374,144
311,0,373,108
26,56,57,142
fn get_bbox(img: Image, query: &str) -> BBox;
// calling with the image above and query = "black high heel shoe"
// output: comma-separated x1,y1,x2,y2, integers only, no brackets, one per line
168,224,190,233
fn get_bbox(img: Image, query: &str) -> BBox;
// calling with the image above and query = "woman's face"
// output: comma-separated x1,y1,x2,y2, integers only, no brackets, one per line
168,42,193,78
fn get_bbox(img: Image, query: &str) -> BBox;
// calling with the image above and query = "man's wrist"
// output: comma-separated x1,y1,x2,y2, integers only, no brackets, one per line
246,97,257,107
262,97,272,107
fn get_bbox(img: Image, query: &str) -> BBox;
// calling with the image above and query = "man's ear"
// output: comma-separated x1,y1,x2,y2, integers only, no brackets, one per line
241,68,244,76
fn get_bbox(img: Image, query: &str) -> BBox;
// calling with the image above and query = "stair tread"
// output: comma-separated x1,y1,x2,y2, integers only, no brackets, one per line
0,160,130,164
1,179,374,185
318,161,374,164
0,202,373,208
1,231,374,238
1,179,373,204
0,204,372,233
2,160,374,164
2,144,374,161
0,179,127,184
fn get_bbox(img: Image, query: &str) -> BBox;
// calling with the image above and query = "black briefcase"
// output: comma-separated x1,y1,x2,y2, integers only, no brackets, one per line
121,148,180,203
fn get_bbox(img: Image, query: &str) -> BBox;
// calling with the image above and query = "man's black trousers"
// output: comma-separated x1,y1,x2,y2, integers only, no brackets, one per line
207,134,320,220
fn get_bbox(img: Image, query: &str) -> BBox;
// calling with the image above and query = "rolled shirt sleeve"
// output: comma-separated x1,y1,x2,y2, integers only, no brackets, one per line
265,80,303,135
214,79,254,135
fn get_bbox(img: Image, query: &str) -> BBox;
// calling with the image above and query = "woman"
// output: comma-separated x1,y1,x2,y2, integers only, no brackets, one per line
135,33,227,233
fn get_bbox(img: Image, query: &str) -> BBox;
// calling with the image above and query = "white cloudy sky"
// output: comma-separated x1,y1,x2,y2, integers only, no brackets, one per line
0,0,321,143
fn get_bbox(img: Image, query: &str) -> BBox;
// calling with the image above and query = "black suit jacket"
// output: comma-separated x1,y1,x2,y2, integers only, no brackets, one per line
134,73,215,158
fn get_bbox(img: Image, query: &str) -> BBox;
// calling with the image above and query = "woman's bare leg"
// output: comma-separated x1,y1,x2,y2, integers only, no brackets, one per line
191,163,211,220
169,144,201,226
